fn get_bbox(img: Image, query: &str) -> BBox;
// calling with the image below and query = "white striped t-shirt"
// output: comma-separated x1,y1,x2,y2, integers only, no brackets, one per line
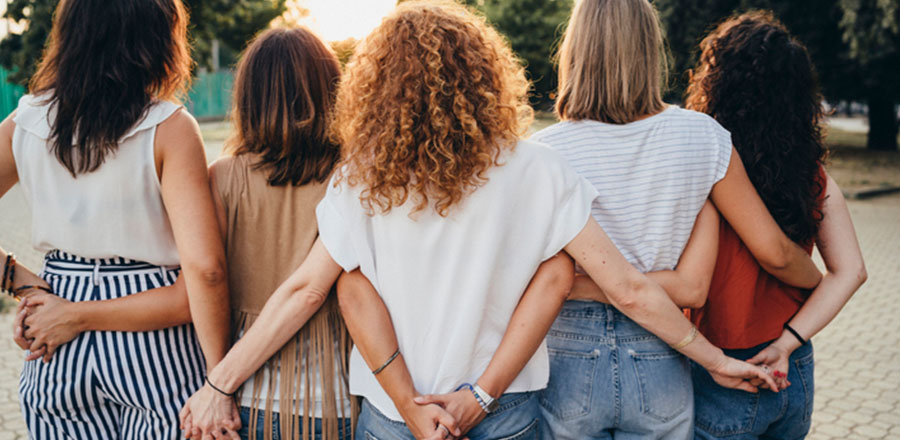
531,106,732,272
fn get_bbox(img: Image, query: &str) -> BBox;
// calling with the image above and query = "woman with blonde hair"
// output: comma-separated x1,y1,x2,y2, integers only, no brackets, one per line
531,0,822,438
181,2,778,439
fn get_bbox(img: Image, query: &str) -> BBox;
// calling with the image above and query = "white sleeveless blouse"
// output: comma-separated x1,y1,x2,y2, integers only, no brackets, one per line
11,94,181,266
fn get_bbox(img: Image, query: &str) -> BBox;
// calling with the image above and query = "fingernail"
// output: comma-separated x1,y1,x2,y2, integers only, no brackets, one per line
413,396,424,403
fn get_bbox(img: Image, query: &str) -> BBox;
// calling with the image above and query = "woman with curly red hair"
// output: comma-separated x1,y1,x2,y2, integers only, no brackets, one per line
685,12,866,439
182,2,778,439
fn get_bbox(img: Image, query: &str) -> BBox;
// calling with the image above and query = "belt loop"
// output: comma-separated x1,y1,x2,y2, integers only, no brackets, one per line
605,304,615,332
92,260,101,286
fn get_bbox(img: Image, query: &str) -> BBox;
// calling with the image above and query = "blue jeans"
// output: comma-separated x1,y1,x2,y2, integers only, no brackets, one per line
357,392,542,439
238,406,352,440
540,301,693,439
692,341,815,440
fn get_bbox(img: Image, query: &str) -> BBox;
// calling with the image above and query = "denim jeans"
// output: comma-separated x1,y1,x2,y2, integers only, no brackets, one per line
357,392,542,440
540,301,693,439
238,406,352,440
692,341,815,440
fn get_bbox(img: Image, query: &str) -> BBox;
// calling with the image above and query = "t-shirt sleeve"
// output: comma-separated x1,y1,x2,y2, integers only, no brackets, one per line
315,178,361,272
711,120,733,183
540,149,600,260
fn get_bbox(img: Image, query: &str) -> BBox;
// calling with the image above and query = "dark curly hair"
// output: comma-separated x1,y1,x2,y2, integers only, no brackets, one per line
685,11,826,244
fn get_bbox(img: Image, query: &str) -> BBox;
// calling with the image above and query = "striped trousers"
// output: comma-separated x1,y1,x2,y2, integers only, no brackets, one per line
19,251,206,439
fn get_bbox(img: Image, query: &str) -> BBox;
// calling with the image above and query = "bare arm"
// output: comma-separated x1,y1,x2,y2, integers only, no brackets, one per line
337,270,460,439
0,113,46,293
182,239,342,436
568,200,719,309
156,109,230,371
338,254,575,436
646,200,719,308
749,173,866,374
711,147,821,289
1,111,192,360
566,218,777,392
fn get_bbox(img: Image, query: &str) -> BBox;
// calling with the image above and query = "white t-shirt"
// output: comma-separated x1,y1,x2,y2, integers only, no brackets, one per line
531,106,732,272
316,139,598,421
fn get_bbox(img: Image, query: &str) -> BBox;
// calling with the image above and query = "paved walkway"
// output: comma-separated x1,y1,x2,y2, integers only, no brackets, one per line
0,178,897,438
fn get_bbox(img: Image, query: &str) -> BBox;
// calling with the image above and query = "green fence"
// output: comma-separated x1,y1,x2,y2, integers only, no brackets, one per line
0,69,235,120
185,70,234,120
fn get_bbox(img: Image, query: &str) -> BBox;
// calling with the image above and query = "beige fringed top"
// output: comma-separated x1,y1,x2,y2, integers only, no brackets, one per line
210,153,355,440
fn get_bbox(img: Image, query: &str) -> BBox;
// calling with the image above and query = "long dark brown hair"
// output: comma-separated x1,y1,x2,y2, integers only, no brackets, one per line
30,0,192,176
227,27,341,186
686,11,826,244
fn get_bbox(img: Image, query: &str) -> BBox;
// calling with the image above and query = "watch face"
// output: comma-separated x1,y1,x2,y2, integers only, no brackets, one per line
487,400,499,412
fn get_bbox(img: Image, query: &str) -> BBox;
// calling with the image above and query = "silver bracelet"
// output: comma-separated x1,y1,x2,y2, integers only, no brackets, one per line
372,349,400,375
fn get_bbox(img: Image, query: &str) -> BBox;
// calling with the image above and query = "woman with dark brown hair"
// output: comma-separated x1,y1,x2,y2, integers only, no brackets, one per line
204,28,352,440
0,0,233,438
685,12,867,439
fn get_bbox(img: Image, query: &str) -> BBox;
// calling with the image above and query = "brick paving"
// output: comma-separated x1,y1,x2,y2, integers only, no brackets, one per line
0,145,896,437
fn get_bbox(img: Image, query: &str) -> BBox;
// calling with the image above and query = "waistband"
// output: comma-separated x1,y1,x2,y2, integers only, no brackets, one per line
560,300,632,322
42,250,180,282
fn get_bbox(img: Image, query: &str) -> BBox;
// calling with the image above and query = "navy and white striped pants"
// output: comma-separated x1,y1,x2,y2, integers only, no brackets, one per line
19,251,206,439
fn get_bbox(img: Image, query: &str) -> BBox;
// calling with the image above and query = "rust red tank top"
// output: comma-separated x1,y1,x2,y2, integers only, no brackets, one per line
690,167,826,349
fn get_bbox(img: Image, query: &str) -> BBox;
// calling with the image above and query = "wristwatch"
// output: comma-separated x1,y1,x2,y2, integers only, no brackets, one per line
472,384,499,413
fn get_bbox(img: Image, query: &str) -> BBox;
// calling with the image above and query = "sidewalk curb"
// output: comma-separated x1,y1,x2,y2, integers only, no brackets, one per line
843,186,900,200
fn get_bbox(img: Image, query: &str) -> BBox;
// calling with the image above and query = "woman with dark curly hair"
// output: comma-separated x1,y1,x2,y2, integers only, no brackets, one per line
685,12,867,439
181,1,779,439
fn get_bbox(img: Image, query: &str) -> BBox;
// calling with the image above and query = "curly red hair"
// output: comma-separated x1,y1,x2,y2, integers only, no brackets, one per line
333,0,532,216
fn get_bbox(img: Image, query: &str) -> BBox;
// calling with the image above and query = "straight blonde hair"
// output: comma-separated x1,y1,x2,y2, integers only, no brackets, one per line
556,0,668,123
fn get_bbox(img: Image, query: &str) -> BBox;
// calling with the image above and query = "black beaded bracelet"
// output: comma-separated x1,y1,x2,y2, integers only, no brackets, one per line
205,377,235,397
784,323,808,346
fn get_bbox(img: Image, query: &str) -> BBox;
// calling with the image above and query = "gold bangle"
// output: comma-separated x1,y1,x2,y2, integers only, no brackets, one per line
670,325,699,350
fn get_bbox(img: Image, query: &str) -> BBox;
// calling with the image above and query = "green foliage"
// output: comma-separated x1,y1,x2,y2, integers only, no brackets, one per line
184,0,287,69
330,38,357,67
0,0,57,88
654,0,898,150
467,0,572,109
839,0,900,150
0,0,286,89
654,0,849,101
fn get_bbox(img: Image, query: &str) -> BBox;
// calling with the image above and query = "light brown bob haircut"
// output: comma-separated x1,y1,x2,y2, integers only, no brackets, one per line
556,0,668,123
333,0,533,216
228,27,341,186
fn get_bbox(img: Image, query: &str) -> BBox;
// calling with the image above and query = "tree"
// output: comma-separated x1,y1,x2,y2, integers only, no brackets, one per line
185,0,287,69
0,0,56,87
655,0,898,151
839,0,900,151
0,0,287,88
465,0,572,109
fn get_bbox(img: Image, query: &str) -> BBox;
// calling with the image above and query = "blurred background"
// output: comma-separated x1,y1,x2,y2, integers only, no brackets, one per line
0,1,896,439
1,0,897,193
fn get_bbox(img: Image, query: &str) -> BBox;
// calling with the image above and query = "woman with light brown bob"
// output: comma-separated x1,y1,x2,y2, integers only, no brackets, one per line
181,1,779,439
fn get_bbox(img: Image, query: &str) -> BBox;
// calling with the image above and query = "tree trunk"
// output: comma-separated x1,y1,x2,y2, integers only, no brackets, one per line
867,96,898,151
